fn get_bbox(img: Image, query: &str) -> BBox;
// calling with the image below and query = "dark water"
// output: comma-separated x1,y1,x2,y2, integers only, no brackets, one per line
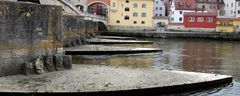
72,38,240,96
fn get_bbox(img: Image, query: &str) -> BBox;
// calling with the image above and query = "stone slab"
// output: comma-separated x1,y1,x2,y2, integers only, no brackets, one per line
86,38,153,44
0,65,232,95
64,45,162,55
96,36,136,40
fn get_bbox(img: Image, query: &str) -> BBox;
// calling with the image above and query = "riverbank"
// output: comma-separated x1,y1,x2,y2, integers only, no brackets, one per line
101,31,240,40
0,64,232,95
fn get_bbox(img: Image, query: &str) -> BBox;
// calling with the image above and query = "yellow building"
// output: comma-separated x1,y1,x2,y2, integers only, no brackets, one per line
233,18,240,32
216,18,240,32
109,0,154,31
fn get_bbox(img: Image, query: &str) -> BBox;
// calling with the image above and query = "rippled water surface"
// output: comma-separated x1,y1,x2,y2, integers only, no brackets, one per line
73,38,240,95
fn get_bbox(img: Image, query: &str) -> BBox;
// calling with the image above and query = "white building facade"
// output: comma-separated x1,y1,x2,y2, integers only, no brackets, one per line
154,0,166,17
236,0,240,17
223,0,236,17
169,0,205,23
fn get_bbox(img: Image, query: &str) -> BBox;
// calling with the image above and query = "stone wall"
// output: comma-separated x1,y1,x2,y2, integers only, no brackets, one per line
109,26,154,31
0,1,63,76
62,15,85,47
62,16,98,47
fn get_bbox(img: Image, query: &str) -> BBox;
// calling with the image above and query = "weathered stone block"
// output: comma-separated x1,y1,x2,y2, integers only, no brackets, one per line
53,54,64,71
43,54,55,72
63,55,72,69
23,61,34,75
33,57,45,74
2,49,11,59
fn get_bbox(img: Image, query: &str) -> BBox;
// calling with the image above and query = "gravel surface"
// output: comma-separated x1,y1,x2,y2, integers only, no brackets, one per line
0,64,231,92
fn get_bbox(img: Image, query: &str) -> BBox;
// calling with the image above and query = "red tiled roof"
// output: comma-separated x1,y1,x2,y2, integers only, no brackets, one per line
174,0,205,11
175,0,197,10
184,12,217,16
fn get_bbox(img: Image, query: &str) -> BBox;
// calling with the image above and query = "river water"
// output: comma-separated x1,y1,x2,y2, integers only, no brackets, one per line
73,38,240,96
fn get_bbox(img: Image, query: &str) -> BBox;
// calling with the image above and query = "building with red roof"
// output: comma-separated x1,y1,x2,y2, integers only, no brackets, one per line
169,0,206,24
184,12,217,29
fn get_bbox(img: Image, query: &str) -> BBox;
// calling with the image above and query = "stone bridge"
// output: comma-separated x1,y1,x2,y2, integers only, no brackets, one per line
0,0,109,76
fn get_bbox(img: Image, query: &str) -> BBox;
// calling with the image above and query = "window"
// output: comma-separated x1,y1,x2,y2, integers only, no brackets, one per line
231,3,233,7
124,16,129,20
156,1,158,4
180,11,182,14
133,21,137,24
126,0,129,3
133,12,138,17
238,10,240,14
159,14,162,16
171,18,174,21
133,3,138,8
202,5,205,9
142,3,146,8
188,17,194,22
141,12,146,17
206,17,213,22
113,2,115,7
160,7,162,10
155,7,158,10
125,7,130,11
198,17,204,22
141,21,145,24
239,2,240,7
179,17,182,21
155,14,158,17
231,10,233,14
116,20,120,23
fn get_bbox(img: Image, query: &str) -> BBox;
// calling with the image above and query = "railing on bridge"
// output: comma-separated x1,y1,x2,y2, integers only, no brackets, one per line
79,12,107,21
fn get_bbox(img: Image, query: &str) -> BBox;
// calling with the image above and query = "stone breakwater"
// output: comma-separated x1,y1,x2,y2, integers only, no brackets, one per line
0,65,232,95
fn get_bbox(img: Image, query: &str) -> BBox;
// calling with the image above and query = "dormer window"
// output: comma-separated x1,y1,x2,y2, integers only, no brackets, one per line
126,0,129,3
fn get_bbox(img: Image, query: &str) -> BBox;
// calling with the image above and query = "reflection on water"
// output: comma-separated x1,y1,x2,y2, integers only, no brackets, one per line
73,38,240,95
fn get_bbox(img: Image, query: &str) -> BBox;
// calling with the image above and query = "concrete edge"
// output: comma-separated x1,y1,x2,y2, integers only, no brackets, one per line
88,42,154,44
79,76,232,96
65,50,163,55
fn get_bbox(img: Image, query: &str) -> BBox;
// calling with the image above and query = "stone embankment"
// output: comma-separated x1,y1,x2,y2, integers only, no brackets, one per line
101,31,240,40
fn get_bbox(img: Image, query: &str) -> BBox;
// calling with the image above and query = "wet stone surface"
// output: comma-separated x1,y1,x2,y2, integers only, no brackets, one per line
65,45,162,52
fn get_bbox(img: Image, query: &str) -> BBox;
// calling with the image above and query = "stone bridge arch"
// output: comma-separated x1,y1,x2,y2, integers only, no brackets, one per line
98,21,108,32
87,0,109,17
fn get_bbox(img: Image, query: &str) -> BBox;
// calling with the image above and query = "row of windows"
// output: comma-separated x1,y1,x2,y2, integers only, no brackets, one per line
188,17,213,22
170,17,213,22
112,2,147,8
171,11,182,15
155,7,163,10
124,13,146,20
155,14,163,16
133,12,147,17
116,20,145,24
201,5,217,9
